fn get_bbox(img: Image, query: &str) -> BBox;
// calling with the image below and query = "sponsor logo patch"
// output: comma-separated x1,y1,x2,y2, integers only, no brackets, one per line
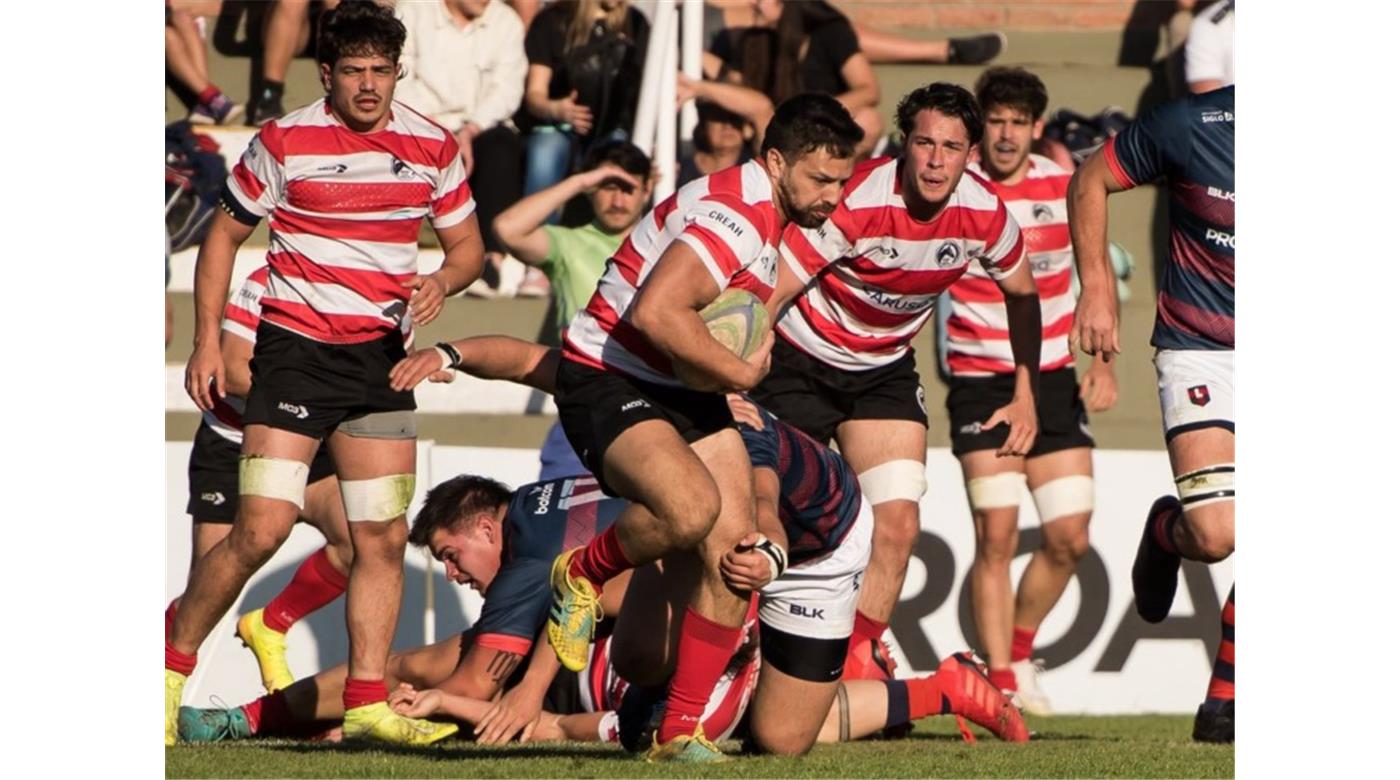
277,402,310,419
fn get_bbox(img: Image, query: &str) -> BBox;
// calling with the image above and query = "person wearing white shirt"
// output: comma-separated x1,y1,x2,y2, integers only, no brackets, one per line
1185,0,1233,94
398,0,530,270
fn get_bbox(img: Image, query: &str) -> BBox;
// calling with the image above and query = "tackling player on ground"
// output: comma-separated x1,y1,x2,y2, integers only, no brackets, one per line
758,82,1042,681
944,67,1118,712
170,0,484,746
1068,85,1235,743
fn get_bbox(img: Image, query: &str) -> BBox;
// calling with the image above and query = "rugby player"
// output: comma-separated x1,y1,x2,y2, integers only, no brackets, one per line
388,335,1027,757
757,82,1042,680
170,0,484,746
1067,85,1235,743
176,472,761,746
943,67,1118,713
536,93,863,759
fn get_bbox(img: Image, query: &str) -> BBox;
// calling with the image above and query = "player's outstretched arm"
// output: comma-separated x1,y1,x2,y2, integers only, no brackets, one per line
186,210,256,411
474,629,561,745
389,336,559,393
1067,150,1127,359
987,256,1041,457
631,241,772,392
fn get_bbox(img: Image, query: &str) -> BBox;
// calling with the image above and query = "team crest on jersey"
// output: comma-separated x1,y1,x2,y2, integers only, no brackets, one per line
936,242,961,268
391,157,415,180
1187,384,1211,407
1032,203,1055,222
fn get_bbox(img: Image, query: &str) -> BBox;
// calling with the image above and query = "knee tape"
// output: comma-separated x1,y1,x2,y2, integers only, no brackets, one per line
857,459,928,504
966,472,1027,510
1176,463,1234,510
1031,475,1095,521
835,682,851,742
340,474,416,522
238,455,310,509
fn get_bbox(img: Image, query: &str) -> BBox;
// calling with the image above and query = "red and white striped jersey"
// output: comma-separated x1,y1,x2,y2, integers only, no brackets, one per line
203,267,414,445
224,98,475,345
562,160,782,387
947,156,1075,376
778,157,1025,371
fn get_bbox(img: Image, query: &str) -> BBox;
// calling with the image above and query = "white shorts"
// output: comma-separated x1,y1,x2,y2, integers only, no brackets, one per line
1155,349,1235,441
758,497,874,641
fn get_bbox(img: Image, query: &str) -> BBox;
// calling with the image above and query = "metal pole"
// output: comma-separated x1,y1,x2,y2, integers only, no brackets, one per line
680,0,703,143
630,0,677,156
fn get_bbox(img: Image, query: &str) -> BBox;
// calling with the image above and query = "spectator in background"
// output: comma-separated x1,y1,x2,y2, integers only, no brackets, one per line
248,0,340,125
1185,0,1234,93
676,73,773,187
491,141,653,479
517,0,650,218
397,0,530,293
703,1,1006,67
166,1,243,125
707,0,884,157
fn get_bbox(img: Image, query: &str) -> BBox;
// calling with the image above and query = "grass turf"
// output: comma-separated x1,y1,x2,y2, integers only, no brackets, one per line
166,714,1233,778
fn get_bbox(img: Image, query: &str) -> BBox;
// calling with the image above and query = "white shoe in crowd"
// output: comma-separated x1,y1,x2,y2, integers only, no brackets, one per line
1010,658,1052,716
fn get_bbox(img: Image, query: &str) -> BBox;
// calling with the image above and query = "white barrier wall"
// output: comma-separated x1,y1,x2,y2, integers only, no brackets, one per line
166,442,1231,714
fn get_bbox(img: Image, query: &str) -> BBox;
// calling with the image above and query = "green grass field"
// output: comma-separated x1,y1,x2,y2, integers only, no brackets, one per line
166,715,1233,778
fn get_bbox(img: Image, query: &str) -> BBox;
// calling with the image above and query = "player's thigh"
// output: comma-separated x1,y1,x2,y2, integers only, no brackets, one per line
747,664,840,756
1024,447,1094,538
1167,426,1236,544
601,420,719,526
300,445,351,545
238,424,320,531
611,557,699,681
836,419,926,541
387,634,470,689
688,427,757,557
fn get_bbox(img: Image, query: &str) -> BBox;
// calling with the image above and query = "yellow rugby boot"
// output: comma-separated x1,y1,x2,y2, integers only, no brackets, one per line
342,701,459,745
546,548,603,672
236,608,294,693
164,669,187,746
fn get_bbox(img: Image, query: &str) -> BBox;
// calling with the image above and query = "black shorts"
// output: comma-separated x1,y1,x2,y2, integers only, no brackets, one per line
554,358,734,496
242,323,414,439
186,421,337,523
946,367,1095,457
749,336,928,445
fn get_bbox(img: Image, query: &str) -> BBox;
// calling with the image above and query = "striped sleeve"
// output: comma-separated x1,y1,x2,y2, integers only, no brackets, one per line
675,192,766,290
223,125,285,224
1104,100,1188,190
220,268,268,343
979,202,1026,281
429,135,476,230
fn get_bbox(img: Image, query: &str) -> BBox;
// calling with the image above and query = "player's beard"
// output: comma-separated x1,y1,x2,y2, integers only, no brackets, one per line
777,176,835,229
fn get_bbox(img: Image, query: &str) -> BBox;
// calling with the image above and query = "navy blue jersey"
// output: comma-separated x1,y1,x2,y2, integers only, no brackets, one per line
475,475,627,654
1105,86,1234,351
740,403,862,566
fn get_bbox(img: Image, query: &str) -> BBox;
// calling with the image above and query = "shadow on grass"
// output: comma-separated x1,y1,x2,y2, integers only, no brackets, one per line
264,740,628,762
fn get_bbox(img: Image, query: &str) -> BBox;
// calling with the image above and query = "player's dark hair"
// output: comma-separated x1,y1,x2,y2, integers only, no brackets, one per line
974,67,1049,120
316,0,407,68
761,93,863,163
896,82,984,145
583,140,653,182
409,475,514,548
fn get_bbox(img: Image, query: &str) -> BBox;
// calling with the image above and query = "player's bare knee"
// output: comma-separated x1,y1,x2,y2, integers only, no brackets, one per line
350,517,409,563
752,725,815,757
973,516,1019,566
227,520,292,569
663,481,722,550
1041,515,1091,566
1181,506,1234,562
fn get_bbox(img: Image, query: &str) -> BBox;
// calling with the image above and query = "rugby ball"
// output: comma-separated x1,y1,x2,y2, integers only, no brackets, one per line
700,289,770,359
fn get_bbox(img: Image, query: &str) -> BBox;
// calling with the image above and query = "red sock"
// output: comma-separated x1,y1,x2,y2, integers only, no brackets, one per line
1010,626,1036,662
165,642,197,676
658,607,743,742
568,526,633,590
165,599,179,640
196,85,222,106
1151,501,1182,555
847,610,887,653
988,667,1017,692
342,678,387,710
263,548,348,633
1206,586,1235,702
901,675,953,721
242,690,334,738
